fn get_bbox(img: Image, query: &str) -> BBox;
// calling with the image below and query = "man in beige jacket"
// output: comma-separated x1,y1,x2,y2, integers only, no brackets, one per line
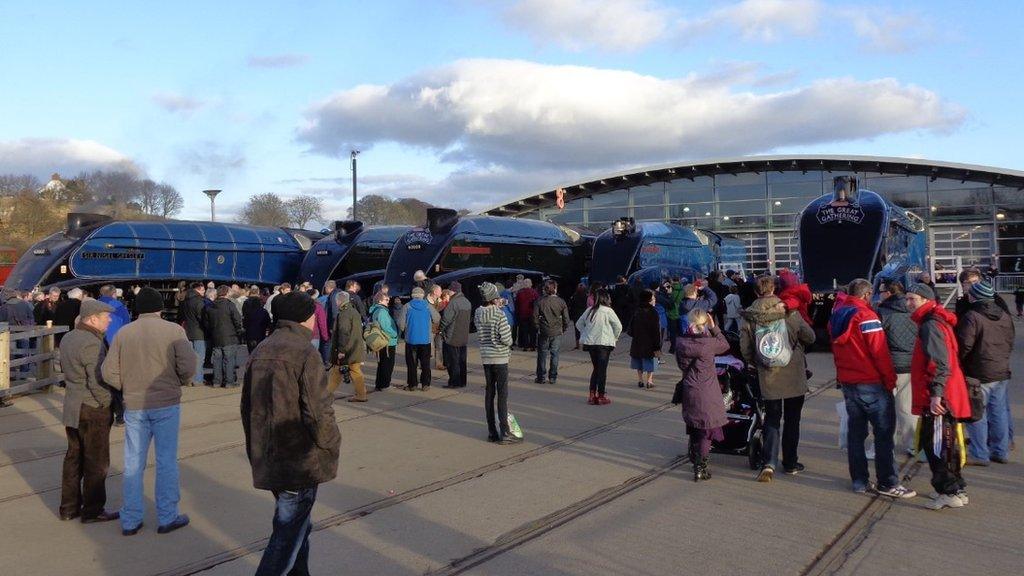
101,287,195,536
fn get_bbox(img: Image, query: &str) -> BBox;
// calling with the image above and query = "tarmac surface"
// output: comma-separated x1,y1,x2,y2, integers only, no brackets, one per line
1,326,1021,576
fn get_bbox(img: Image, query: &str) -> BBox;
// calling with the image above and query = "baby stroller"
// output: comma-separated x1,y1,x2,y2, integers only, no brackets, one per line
711,354,766,470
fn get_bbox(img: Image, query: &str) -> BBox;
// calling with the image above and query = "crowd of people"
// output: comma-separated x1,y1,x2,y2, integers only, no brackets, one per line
11,262,1013,574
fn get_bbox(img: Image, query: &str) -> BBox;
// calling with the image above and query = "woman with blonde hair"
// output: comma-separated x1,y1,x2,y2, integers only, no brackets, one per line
674,308,730,481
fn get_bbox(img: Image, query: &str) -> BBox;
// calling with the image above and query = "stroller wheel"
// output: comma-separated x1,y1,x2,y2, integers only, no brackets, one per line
748,429,764,470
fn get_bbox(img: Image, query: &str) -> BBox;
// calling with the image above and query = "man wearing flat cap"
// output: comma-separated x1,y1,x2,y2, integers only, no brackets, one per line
242,291,340,575
102,287,195,535
58,298,119,523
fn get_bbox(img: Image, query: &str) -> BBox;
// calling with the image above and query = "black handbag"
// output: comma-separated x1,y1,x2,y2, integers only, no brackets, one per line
961,376,985,424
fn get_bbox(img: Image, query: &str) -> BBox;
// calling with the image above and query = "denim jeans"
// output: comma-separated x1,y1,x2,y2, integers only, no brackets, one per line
536,334,562,382
841,384,898,490
587,346,613,394
190,340,206,385
256,486,318,576
967,379,1010,461
121,405,181,529
211,344,243,387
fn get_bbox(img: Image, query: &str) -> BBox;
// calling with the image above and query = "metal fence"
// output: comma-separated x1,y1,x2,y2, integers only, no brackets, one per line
0,323,69,400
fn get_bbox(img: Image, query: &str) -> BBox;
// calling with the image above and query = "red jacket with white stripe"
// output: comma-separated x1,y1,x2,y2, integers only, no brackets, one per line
828,297,897,390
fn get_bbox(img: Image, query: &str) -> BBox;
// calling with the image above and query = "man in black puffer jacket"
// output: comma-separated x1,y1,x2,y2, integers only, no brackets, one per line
876,280,918,455
202,286,244,388
955,281,1015,464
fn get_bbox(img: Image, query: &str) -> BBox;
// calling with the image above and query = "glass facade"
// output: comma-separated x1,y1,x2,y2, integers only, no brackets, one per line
531,167,1020,279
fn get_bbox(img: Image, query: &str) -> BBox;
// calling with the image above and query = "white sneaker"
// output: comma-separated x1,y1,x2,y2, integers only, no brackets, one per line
927,493,965,510
928,491,969,506
876,484,917,499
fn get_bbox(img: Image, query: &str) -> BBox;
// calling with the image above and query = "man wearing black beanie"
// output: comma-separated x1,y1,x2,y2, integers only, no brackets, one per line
101,287,195,536
242,291,340,575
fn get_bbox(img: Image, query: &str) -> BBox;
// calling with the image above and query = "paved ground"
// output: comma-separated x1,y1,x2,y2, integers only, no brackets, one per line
1,327,1021,576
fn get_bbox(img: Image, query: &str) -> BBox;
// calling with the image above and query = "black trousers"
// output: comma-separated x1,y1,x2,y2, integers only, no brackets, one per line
517,318,536,349
405,343,431,388
587,346,613,394
60,404,113,518
443,343,468,387
920,413,967,495
484,364,510,438
762,395,805,470
375,345,396,390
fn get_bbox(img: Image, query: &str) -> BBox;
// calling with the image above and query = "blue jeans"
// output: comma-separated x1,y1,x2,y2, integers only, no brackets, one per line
536,334,561,382
190,340,206,385
967,380,1010,461
256,486,318,576
121,405,181,529
841,384,898,490
211,344,243,387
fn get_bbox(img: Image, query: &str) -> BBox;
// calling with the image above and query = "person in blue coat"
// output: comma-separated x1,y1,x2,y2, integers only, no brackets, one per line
98,285,133,426
496,282,516,328
397,287,439,391
368,291,399,390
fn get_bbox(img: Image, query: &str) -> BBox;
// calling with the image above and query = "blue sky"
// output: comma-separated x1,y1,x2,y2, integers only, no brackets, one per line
1,0,1021,225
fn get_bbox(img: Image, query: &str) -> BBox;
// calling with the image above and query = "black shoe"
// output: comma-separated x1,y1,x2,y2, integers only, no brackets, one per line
991,455,1009,464
122,523,143,536
784,463,806,475
59,510,80,521
487,435,501,443
638,381,644,388
157,514,190,534
443,384,459,389
81,510,119,524
548,379,556,385
534,378,544,384
114,416,125,427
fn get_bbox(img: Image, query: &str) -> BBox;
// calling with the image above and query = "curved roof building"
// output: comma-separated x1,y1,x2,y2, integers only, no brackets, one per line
483,155,1024,279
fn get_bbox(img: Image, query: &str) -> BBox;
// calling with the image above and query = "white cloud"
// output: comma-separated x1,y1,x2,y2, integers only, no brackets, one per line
0,138,140,179
297,58,965,174
246,53,311,68
503,0,929,53
504,0,672,52
152,92,207,115
683,0,821,42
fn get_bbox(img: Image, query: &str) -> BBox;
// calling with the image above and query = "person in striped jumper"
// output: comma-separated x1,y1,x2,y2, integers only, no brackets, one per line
475,282,519,444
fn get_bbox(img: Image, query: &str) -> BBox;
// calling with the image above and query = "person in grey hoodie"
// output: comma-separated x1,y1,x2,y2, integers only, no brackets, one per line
875,280,918,455
475,283,518,444
439,281,472,388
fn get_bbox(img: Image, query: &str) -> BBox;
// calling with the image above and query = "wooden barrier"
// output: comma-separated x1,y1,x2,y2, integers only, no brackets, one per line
0,322,69,401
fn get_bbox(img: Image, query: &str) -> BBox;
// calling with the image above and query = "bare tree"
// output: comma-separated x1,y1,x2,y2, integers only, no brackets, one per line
0,174,41,197
156,184,184,218
138,179,160,215
286,195,324,228
239,193,290,227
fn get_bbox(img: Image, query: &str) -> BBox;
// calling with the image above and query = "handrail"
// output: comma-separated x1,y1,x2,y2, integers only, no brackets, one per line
0,323,67,402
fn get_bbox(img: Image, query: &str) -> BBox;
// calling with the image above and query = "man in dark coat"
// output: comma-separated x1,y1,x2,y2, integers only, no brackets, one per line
876,280,918,455
439,281,472,388
179,282,208,385
533,280,571,385
0,288,35,377
629,289,662,389
58,299,119,523
345,280,368,323
53,287,84,346
329,291,366,401
34,287,60,326
610,276,633,328
956,281,1015,465
242,292,340,575
202,285,244,388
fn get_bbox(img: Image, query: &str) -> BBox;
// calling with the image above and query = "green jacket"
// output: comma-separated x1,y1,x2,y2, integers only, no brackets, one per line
330,303,365,364
666,284,684,320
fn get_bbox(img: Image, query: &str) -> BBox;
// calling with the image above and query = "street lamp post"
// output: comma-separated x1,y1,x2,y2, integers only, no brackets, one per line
350,150,360,220
203,189,221,222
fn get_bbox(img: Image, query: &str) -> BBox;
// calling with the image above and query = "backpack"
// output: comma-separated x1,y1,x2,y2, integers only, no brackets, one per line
754,318,793,368
363,321,388,353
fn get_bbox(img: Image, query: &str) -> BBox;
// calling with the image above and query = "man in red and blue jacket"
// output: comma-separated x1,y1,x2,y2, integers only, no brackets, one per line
829,279,915,498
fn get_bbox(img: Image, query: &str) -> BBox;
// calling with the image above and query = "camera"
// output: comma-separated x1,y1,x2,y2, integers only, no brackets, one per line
339,364,352,384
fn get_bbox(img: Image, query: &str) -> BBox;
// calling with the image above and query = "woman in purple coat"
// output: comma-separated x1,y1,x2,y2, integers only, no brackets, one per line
675,308,730,481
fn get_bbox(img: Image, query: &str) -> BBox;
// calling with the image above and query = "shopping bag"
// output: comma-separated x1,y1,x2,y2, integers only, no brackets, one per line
507,413,524,439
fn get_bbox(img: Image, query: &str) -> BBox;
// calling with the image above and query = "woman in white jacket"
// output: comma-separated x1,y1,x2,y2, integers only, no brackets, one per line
576,289,622,405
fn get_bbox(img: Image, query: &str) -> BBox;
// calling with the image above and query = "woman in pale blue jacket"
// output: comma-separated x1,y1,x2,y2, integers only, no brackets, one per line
369,291,399,390
576,289,622,405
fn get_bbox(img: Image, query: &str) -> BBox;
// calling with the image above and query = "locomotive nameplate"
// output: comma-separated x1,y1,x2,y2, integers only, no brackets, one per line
81,251,146,260
816,202,865,225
